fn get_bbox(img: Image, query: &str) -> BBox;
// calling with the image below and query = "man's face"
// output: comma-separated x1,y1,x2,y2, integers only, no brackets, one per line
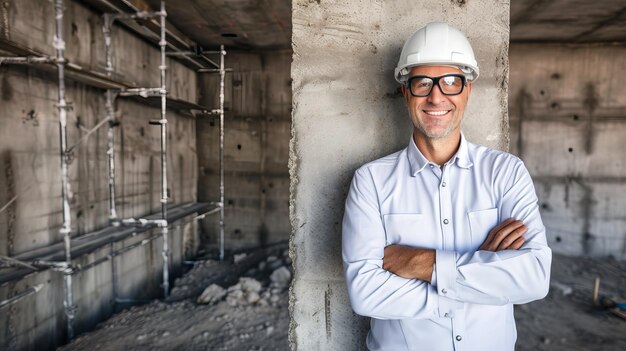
402,65,472,140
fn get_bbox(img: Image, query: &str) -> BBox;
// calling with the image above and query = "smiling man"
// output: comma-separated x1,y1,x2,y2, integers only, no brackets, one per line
342,22,552,350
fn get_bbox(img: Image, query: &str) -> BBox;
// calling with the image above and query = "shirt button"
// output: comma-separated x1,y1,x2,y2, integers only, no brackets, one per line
444,313,450,318
456,335,462,341
442,182,447,187
441,288,447,294
443,219,449,224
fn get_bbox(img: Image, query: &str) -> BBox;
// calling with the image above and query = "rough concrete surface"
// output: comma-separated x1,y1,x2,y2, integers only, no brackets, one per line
289,0,510,349
197,51,292,250
509,44,626,259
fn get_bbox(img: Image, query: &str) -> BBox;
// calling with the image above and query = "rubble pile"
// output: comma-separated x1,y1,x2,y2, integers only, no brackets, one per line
197,252,293,309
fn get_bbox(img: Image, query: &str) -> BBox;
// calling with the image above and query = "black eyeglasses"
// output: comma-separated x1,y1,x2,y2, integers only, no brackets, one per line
406,74,467,97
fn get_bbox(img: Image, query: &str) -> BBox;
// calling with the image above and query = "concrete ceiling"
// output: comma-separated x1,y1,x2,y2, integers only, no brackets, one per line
511,0,626,42
145,0,292,50
140,0,626,50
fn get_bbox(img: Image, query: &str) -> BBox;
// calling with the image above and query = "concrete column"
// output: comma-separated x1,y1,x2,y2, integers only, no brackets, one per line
289,1,510,349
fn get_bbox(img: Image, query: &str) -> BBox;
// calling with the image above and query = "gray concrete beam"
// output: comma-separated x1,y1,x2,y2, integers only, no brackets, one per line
289,0,510,348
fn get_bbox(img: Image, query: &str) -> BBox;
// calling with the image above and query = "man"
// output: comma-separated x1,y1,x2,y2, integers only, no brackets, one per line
342,22,552,351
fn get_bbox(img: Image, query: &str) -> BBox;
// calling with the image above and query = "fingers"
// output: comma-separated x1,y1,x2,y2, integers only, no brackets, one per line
491,218,517,234
488,220,525,250
496,224,527,250
507,236,525,250
480,218,529,251
480,218,516,250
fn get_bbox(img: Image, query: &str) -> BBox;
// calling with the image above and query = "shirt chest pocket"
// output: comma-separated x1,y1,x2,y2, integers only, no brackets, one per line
382,213,437,249
467,208,499,251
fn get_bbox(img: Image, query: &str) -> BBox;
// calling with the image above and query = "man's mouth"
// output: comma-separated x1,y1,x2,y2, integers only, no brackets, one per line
423,110,451,116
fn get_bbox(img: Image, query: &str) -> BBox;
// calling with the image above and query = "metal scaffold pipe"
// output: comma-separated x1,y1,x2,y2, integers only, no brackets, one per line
219,44,226,261
103,13,118,223
54,0,76,341
158,0,170,298
0,284,44,310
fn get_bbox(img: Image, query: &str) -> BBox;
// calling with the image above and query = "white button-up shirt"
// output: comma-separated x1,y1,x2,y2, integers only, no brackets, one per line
342,134,552,351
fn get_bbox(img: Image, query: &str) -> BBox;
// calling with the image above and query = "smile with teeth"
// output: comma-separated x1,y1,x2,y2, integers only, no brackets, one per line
423,110,450,116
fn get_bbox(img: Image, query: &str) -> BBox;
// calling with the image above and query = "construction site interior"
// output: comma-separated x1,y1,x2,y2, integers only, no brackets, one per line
0,0,624,350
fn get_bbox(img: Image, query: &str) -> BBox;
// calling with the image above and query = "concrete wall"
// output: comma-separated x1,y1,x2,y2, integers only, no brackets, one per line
509,43,626,259
197,50,291,250
289,0,510,349
0,0,199,349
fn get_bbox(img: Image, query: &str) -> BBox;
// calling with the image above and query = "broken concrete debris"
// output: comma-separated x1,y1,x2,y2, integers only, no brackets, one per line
197,284,227,305
196,249,293,309
234,253,248,263
270,266,291,291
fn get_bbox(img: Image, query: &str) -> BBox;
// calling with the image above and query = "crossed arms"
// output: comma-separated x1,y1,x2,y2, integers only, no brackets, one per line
342,161,552,320
383,218,529,282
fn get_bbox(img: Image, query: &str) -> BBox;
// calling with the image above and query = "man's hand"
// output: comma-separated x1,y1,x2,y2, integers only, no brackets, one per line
383,245,435,282
479,218,527,251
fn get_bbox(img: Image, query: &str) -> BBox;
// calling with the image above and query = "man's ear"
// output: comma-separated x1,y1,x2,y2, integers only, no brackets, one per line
466,81,473,96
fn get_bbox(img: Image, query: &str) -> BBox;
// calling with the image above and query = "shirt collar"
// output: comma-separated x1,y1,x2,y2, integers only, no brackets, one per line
407,132,474,176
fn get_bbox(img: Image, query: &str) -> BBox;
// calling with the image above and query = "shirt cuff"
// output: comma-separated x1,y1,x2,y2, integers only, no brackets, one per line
435,249,461,318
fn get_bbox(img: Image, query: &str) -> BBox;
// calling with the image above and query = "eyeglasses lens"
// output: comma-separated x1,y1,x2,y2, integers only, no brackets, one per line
409,75,464,96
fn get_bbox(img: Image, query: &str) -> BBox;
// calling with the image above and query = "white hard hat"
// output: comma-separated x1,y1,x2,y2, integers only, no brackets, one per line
394,22,479,83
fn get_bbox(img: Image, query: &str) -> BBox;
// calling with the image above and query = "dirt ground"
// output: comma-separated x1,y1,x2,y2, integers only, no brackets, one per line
515,253,626,351
58,251,624,351
58,247,291,351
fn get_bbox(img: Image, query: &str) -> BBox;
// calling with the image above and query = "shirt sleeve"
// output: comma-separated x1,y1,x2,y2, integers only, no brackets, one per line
342,167,461,319
434,159,552,306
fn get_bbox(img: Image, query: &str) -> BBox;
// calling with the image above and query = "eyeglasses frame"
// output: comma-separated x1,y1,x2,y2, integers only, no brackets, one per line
405,73,468,97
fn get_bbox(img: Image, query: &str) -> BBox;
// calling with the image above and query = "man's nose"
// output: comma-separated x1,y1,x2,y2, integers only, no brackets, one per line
427,83,446,104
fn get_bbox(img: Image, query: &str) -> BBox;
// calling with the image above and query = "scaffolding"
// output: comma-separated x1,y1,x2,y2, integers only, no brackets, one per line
0,0,229,342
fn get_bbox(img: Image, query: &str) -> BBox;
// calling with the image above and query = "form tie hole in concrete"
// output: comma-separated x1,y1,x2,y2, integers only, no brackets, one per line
568,147,573,153
540,90,545,96
234,229,242,239
237,144,242,150
551,73,561,80
555,236,562,243
541,203,549,210
573,115,579,121
268,182,274,188
22,109,39,126
551,102,560,110
228,199,234,206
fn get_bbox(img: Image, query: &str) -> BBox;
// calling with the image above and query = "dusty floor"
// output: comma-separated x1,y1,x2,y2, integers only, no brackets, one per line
515,253,626,351
58,247,290,351
58,252,624,351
